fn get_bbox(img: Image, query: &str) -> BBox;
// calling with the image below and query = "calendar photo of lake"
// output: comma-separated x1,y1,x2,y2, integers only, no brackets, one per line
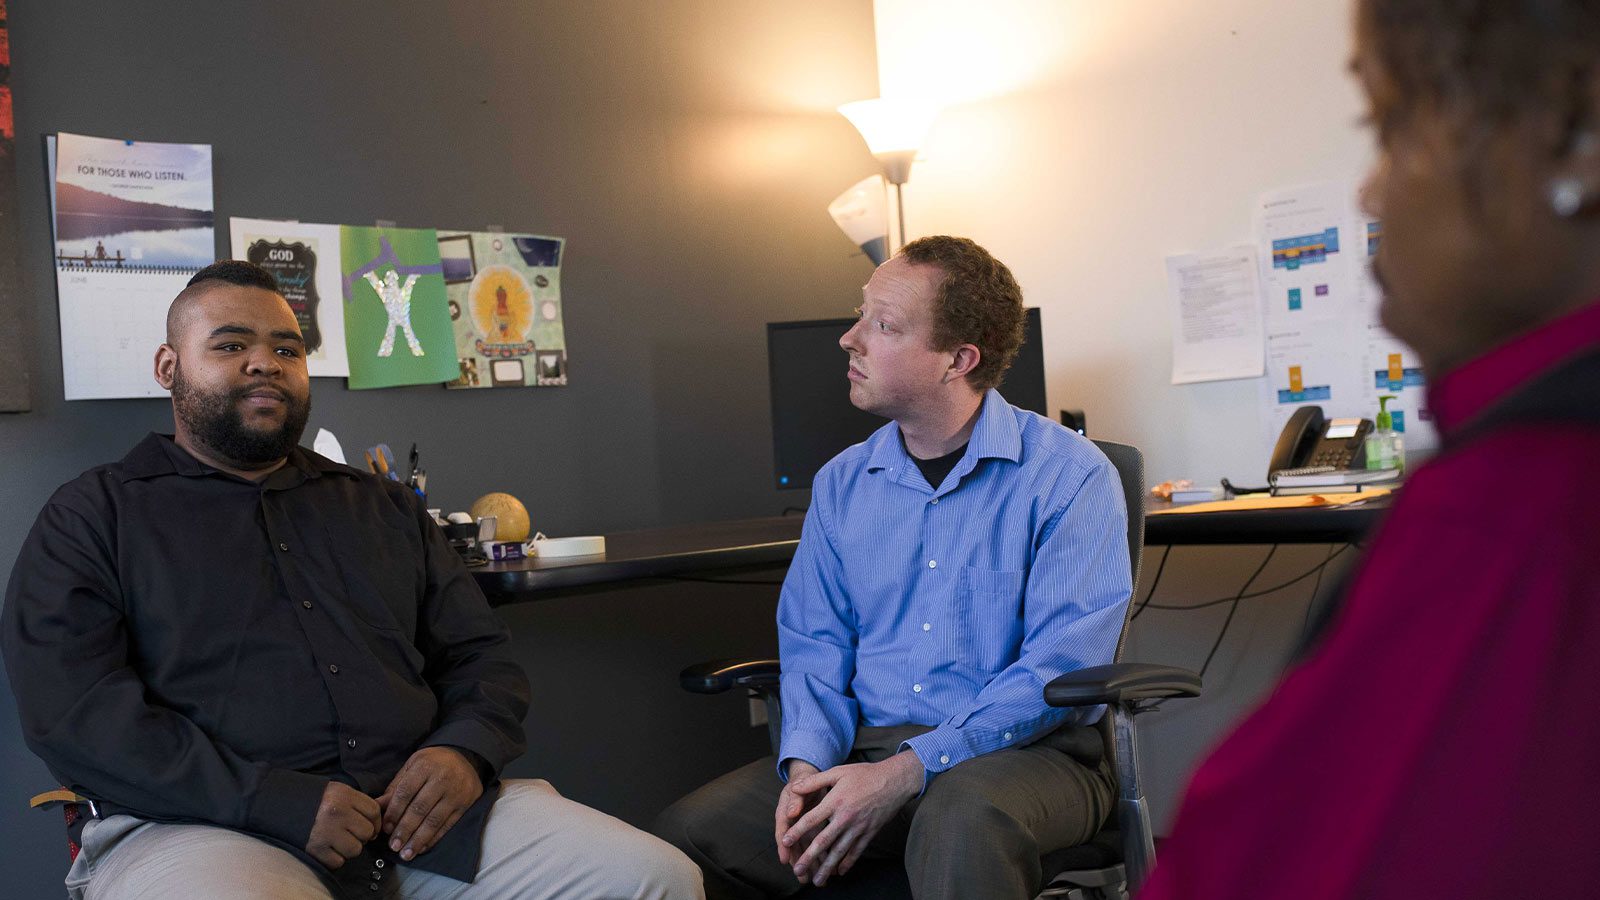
52,133,213,272
55,226,213,270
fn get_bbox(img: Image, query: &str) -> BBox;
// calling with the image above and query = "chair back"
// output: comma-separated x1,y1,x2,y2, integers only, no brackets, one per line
1087,439,1157,892
1090,439,1145,663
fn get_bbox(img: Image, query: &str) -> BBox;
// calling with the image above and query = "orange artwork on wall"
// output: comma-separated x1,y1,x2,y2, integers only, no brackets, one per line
0,0,12,142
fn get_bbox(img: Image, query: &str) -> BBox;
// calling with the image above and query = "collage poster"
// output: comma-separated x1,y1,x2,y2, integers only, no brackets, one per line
438,230,567,389
43,131,570,396
52,132,214,400
339,225,457,390
228,217,349,377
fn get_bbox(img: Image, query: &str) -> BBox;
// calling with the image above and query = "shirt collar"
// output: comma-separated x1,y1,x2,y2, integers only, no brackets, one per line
865,389,1022,474
117,432,360,484
1429,298,1600,436
117,433,203,481
969,389,1024,463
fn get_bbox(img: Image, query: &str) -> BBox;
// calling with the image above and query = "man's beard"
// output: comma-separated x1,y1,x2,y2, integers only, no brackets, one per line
171,365,311,467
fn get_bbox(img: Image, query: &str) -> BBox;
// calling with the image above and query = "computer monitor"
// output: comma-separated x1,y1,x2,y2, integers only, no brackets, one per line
768,307,1046,490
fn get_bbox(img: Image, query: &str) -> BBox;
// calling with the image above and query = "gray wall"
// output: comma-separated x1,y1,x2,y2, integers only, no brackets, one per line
0,1,876,895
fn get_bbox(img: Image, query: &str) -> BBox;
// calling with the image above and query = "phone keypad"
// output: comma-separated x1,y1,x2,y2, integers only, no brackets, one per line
1311,448,1354,468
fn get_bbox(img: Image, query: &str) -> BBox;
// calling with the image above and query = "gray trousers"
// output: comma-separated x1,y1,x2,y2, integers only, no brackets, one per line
66,779,704,900
654,725,1113,900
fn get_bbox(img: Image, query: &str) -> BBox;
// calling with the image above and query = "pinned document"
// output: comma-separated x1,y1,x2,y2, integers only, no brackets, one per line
1165,246,1265,384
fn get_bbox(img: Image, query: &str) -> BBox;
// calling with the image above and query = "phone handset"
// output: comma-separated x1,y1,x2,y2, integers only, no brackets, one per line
1268,406,1326,478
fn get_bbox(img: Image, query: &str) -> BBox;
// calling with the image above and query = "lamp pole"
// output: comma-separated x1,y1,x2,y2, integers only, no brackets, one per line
876,149,915,250
892,181,906,250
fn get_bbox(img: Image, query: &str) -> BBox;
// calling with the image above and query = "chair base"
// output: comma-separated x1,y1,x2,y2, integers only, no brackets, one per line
1041,863,1128,900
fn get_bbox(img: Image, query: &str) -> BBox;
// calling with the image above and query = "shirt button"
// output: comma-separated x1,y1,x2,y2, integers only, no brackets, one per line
939,754,950,765
930,498,939,505
328,664,340,674
347,738,357,749
301,600,313,610
1004,731,1013,741
374,860,385,869
912,683,922,693
927,560,937,569
278,542,289,552
922,623,931,632
368,884,379,892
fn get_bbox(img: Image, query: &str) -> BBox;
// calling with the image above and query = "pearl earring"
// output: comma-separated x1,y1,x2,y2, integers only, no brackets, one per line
1550,178,1587,217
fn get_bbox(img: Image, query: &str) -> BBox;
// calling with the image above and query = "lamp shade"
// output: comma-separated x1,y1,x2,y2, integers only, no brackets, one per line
837,98,941,155
828,175,889,265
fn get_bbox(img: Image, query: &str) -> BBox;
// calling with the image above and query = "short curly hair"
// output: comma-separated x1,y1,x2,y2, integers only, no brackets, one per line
185,259,281,294
899,236,1025,392
1361,0,1600,131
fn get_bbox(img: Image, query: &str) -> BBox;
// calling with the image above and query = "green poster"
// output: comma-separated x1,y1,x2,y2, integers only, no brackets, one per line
436,230,567,389
339,225,459,390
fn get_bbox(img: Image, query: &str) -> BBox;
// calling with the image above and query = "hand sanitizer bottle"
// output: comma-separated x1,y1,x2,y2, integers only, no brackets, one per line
1364,395,1405,474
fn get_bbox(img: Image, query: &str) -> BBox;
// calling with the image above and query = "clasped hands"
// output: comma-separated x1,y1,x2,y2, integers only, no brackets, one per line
305,746,483,869
774,750,925,887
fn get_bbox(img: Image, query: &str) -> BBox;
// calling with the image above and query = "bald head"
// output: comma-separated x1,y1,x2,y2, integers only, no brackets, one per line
167,260,287,344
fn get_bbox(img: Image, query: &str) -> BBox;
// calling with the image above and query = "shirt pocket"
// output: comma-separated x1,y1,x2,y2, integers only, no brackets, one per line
321,519,421,638
955,565,1027,674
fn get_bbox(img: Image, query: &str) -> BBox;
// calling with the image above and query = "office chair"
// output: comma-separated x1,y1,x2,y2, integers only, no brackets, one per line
680,440,1201,899
29,789,91,862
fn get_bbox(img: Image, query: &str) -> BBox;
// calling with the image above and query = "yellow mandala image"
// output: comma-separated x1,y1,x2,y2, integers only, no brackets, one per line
469,265,535,346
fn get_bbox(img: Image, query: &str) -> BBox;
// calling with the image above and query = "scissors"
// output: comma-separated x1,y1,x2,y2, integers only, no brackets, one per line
407,443,427,500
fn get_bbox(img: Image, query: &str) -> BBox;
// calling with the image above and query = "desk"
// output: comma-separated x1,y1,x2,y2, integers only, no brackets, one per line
476,517,801,603
470,500,1386,839
474,497,1389,604
1144,496,1387,545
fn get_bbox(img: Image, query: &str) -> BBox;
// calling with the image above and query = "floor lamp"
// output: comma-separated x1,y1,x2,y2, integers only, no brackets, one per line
837,98,940,251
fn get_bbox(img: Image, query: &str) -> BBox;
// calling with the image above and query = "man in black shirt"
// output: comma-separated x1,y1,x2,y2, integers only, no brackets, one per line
2,261,702,899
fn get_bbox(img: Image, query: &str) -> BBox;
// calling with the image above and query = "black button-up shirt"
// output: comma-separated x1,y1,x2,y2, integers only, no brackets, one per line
2,434,529,895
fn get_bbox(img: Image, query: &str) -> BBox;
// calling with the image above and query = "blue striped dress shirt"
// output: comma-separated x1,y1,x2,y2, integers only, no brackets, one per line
777,389,1132,782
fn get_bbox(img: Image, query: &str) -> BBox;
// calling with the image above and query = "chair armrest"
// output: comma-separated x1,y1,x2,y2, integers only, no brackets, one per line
1044,663,1202,707
679,658,781,694
29,788,86,810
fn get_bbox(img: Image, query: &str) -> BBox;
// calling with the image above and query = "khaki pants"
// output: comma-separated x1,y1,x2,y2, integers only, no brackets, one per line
654,725,1113,900
66,779,704,900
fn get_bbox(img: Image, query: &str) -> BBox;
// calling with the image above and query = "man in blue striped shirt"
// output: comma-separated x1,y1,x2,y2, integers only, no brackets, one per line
658,236,1132,899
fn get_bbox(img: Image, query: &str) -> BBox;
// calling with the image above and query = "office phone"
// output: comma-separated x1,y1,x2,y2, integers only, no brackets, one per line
1268,406,1373,476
